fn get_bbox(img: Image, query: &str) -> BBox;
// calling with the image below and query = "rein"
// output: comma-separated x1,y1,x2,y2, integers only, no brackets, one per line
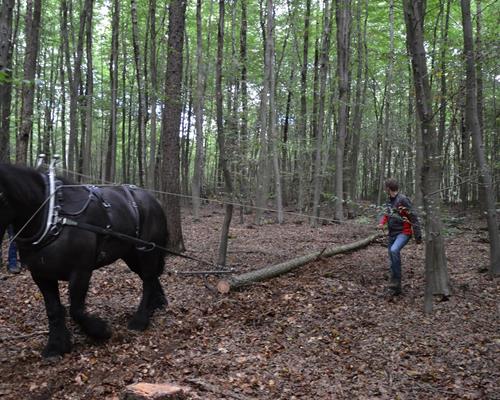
59,217,232,273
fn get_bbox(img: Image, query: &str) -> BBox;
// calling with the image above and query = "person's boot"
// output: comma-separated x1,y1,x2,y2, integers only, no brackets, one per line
388,277,402,295
8,263,21,274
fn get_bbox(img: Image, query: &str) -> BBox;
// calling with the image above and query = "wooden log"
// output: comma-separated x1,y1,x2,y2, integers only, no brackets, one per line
122,382,190,400
217,232,383,293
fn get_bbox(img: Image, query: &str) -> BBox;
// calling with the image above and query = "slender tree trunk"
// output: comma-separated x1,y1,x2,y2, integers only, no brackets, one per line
403,0,450,314
147,0,158,188
192,0,206,221
62,0,87,176
437,0,451,155
42,48,56,160
106,0,119,182
266,0,283,224
215,0,234,266
0,0,15,163
297,0,311,211
58,25,67,171
347,0,368,201
255,2,270,226
311,0,333,226
160,0,187,251
460,0,500,276
334,0,351,221
376,0,394,206
238,0,249,221
131,0,146,186
82,2,93,177
17,0,42,165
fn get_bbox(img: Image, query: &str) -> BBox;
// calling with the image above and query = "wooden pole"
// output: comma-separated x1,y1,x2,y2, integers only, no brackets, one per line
217,232,383,293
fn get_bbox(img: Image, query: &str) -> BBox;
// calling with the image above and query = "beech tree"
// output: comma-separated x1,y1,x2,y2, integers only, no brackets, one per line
161,0,187,251
0,0,14,163
460,0,500,276
403,0,450,313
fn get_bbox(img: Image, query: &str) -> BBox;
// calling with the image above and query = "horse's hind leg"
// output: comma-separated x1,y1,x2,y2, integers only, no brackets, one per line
124,252,166,331
32,275,71,358
69,271,111,340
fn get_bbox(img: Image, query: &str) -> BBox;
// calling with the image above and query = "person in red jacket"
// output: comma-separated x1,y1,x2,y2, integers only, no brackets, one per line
378,178,422,294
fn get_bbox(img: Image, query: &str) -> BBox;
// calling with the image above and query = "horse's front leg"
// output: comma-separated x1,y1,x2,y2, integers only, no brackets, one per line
69,271,111,340
32,275,71,357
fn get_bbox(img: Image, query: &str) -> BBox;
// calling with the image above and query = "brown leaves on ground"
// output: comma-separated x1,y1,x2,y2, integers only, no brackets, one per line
0,206,498,399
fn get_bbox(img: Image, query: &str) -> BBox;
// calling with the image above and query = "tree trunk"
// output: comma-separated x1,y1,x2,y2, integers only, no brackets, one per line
17,0,42,165
460,0,500,276
297,0,311,211
403,0,450,314
62,0,87,176
147,0,158,189
215,0,234,266
131,0,146,186
334,0,351,221
311,0,333,227
81,2,93,177
238,0,249,221
105,0,119,182
217,233,382,293
376,0,394,207
0,0,15,163
192,0,206,221
347,0,368,201
160,0,187,252
254,2,270,226
266,0,283,224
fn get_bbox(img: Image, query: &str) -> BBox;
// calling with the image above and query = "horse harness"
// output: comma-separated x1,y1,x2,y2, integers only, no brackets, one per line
11,173,148,252
6,168,234,272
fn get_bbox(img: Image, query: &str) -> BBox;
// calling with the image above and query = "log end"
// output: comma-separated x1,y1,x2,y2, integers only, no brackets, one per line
216,280,231,294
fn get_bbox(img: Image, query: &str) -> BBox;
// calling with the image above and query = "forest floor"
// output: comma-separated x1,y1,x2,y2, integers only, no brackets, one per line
0,204,498,399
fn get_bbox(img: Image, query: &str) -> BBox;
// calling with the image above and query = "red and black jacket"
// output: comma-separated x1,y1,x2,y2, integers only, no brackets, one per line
379,193,422,239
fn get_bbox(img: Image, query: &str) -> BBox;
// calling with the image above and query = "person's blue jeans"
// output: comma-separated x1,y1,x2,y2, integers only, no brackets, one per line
1,225,18,269
388,233,410,281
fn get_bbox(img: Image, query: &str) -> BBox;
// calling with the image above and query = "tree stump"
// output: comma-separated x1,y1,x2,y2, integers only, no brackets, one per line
122,382,190,400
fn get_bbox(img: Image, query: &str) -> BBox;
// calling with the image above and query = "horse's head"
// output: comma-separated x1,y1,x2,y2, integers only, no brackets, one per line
0,163,46,233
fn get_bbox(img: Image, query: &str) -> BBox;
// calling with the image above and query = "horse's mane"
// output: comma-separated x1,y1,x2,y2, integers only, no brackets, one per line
0,163,70,207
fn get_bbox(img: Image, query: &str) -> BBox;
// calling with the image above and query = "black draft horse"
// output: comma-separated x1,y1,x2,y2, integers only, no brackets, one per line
0,164,167,357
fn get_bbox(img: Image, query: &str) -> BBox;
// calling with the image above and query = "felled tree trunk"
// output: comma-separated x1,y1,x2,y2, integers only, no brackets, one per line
217,232,382,293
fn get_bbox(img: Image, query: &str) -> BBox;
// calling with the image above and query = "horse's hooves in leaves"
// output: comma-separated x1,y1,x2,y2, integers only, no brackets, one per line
128,315,149,331
42,341,72,359
80,316,112,340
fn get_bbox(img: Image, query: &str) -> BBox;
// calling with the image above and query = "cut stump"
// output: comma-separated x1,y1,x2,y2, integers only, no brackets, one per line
217,232,383,293
122,382,190,400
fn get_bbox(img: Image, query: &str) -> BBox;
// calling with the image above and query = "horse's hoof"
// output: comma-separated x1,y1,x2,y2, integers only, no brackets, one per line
80,316,112,340
128,315,149,331
42,342,71,358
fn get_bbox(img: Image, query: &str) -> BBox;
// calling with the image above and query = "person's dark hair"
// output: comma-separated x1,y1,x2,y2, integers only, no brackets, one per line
384,178,399,192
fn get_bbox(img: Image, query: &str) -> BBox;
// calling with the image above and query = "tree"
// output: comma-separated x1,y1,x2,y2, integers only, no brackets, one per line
296,0,312,211
460,0,500,276
17,0,42,165
105,0,119,182
0,0,15,163
403,0,450,314
215,0,234,266
334,0,351,221
311,0,333,227
160,0,187,251
192,0,207,221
